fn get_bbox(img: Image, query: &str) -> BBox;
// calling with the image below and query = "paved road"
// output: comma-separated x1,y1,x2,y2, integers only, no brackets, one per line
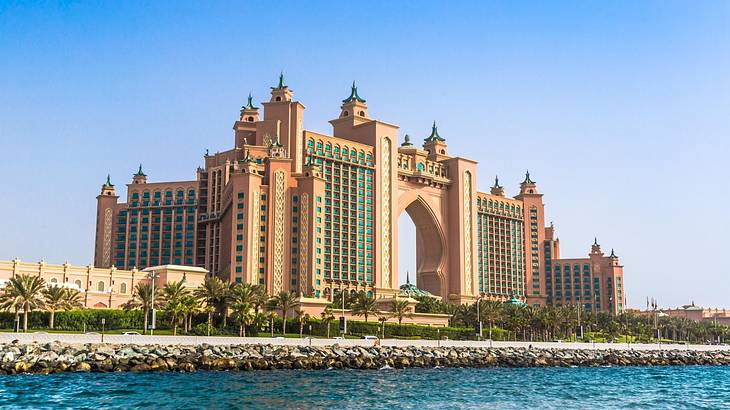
1,332,727,351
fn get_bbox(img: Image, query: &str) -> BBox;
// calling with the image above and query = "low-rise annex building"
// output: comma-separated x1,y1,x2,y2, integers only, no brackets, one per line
0,259,207,309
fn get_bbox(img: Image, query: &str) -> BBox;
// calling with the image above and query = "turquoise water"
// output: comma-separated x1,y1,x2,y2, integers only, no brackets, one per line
1,366,728,409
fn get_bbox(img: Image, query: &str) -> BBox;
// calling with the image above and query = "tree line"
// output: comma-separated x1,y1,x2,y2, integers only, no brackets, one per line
2,273,728,344
416,297,729,343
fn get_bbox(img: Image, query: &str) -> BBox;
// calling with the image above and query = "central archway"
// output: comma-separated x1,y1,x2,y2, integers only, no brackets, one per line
397,195,447,298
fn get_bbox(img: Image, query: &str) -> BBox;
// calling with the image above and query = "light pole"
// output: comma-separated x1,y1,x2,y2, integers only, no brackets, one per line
577,303,583,341
101,318,106,343
339,286,347,336
148,270,158,336
475,294,483,341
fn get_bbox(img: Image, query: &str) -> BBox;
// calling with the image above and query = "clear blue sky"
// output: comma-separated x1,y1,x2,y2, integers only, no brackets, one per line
1,1,728,309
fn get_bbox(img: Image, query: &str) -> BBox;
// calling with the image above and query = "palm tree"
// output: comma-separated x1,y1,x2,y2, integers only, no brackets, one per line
2,274,46,332
0,285,21,331
351,291,378,323
269,291,300,335
479,300,503,340
122,282,156,334
378,314,389,339
230,301,254,337
179,295,200,333
295,310,310,337
252,285,269,314
229,283,257,337
451,304,475,328
43,285,75,329
390,299,412,326
194,277,227,336
321,306,335,338
159,280,191,335
63,288,83,309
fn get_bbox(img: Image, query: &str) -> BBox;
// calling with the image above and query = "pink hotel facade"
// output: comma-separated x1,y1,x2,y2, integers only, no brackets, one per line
92,76,626,313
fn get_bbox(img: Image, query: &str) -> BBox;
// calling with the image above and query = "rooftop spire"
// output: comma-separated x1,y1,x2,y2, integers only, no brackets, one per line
523,170,535,184
594,237,598,245
342,80,366,104
493,175,502,189
244,92,258,109
103,174,114,188
424,121,446,142
406,271,410,285
610,248,617,258
134,164,146,177
272,71,286,90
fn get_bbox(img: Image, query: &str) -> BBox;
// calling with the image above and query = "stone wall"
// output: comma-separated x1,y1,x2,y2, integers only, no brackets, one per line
1,342,729,375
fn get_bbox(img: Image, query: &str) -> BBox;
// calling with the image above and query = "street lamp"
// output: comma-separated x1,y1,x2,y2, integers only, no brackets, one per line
475,293,483,341
148,270,158,335
101,318,106,343
577,303,583,341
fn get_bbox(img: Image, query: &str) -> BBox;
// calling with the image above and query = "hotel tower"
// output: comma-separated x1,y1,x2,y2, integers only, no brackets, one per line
94,76,626,313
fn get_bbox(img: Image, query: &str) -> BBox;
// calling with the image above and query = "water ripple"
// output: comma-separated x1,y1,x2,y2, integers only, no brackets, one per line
0,366,728,409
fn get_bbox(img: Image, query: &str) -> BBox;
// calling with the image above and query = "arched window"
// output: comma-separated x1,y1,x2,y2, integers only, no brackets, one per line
120,282,127,294
343,111,349,116
247,116,254,122
275,96,282,102
97,281,105,292
50,278,58,284
358,111,365,116
74,279,82,289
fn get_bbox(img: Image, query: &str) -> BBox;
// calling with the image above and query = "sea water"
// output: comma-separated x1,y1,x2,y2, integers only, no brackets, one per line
0,366,728,409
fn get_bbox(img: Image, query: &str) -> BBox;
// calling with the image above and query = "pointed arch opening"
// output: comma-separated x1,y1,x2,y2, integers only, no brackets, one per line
397,195,447,298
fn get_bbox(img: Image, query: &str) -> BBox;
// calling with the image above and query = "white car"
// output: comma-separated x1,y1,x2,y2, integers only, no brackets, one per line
122,331,141,336
362,335,378,340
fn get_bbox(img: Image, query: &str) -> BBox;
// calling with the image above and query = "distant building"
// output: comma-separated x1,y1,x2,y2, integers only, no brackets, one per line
0,258,207,309
93,75,625,312
660,302,730,326
543,232,626,314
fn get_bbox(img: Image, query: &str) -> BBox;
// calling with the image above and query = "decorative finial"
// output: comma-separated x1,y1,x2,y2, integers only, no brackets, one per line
342,80,366,103
104,174,114,188
424,121,446,142
402,134,413,146
406,271,410,285
610,248,617,258
493,175,502,188
205,149,209,157
244,92,258,109
272,71,286,90
134,164,146,177
523,170,535,184
594,237,598,245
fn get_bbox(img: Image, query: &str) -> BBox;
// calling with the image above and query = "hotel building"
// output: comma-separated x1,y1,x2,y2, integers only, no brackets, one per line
93,76,625,313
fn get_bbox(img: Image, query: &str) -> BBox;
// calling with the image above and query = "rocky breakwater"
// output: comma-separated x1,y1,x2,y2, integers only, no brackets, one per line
1,342,729,374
